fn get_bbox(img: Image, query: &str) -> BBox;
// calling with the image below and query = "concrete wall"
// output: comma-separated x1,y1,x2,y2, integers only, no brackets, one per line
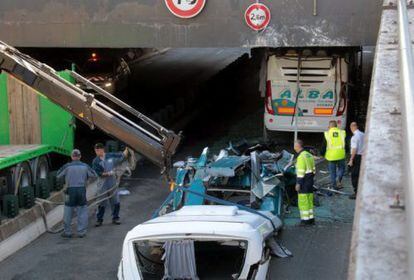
0,0,382,48
348,2,409,278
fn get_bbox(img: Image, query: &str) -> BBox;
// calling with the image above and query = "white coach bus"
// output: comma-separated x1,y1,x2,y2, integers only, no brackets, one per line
264,55,348,133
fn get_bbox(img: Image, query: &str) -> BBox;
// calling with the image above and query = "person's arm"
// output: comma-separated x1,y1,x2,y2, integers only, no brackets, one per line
107,150,127,166
56,164,68,179
87,165,98,179
348,137,357,166
92,158,104,177
295,156,306,191
123,148,129,158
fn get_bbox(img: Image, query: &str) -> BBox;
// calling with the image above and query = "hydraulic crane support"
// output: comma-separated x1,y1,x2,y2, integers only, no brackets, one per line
0,41,181,172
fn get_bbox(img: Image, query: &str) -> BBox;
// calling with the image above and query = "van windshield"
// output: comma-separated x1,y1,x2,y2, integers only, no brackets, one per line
134,239,247,279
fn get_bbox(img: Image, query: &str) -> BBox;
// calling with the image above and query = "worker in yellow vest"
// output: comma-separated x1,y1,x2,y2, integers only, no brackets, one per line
323,120,346,189
294,139,316,226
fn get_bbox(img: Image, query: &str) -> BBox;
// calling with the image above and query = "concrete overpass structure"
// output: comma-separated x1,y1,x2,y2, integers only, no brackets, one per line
0,0,381,48
2,1,414,280
349,0,414,278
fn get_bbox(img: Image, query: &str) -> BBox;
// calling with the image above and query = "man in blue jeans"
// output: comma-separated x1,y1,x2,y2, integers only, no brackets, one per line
92,143,128,226
57,149,97,238
323,121,346,189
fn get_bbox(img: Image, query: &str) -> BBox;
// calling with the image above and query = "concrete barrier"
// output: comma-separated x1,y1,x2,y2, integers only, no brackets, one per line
0,182,98,263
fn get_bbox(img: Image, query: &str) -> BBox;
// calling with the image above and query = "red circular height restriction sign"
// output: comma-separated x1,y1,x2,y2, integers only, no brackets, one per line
245,3,271,31
165,0,206,19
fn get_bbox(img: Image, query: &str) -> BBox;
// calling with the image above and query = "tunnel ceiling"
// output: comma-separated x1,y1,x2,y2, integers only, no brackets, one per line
129,48,249,91
0,0,382,48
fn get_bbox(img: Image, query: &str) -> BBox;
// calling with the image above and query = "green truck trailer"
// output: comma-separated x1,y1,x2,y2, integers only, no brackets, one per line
0,71,75,218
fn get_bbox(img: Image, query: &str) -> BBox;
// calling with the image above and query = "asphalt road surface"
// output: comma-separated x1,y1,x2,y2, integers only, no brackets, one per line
0,155,355,280
0,108,355,280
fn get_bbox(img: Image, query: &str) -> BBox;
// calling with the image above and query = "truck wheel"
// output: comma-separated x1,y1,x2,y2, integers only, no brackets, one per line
34,156,49,181
12,161,33,195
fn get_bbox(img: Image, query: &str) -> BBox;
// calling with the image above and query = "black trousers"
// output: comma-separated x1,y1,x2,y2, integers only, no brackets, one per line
65,187,87,207
351,155,362,193
298,174,315,194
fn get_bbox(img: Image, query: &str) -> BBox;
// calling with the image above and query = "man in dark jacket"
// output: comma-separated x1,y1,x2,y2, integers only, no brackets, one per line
92,143,128,226
57,149,97,238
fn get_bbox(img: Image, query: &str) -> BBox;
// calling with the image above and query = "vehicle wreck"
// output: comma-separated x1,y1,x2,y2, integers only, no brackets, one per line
119,142,296,279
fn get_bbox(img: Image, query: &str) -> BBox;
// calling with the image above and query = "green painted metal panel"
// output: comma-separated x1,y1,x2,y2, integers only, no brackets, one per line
39,70,75,156
0,74,10,145
0,71,76,171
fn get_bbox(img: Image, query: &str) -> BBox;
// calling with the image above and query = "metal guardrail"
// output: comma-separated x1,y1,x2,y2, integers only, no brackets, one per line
397,0,414,278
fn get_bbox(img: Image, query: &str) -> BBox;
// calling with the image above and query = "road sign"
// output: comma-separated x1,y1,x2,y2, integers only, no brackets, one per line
165,0,207,19
245,3,271,31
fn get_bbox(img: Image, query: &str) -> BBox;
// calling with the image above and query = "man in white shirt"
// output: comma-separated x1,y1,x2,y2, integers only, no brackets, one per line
348,122,365,199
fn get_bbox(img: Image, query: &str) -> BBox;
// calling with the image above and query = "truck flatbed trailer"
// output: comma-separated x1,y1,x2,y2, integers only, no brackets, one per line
0,145,67,170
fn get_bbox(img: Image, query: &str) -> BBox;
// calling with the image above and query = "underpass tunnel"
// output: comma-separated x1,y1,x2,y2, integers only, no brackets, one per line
20,47,264,159
20,46,374,160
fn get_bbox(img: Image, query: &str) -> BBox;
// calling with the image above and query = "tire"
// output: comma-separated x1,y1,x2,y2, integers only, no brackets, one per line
12,161,33,195
33,156,49,181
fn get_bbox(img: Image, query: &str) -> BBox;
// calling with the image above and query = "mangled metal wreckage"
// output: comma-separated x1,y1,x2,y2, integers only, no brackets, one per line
119,142,296,280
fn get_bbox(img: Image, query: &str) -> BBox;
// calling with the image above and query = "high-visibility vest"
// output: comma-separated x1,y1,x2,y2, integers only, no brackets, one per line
296,150,316,178
324,127,346,161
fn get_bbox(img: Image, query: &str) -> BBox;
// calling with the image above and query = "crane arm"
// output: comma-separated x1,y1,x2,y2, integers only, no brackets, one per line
0,41,181,173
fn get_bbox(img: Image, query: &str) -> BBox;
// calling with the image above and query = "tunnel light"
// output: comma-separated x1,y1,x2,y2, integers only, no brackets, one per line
104,82,112,88
90,52,98,62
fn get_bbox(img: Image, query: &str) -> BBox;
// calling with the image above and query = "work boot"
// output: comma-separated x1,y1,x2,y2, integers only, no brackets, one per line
112,218,121,225
299,220,310,227
61,232,72,238
336,181,343,190
95,220,103,227
77,233,86,238
308,218,315,225
349,193,357,200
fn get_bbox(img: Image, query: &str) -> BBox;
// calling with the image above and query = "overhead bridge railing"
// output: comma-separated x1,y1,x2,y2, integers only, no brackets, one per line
398,0,414,277
0,41,181,172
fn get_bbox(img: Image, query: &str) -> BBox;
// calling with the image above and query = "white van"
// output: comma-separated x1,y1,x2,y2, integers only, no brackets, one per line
264,55,348,133
118,206,283,280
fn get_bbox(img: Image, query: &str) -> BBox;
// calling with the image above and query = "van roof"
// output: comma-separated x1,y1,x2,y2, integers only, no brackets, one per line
126,206,282,241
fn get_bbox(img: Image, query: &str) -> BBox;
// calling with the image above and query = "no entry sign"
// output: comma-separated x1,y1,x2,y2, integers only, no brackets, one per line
245,3,271,31
165,0,207,19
